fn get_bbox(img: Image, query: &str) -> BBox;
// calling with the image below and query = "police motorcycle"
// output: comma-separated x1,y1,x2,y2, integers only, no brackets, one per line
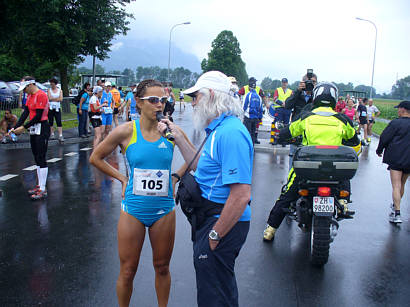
282,137,359,266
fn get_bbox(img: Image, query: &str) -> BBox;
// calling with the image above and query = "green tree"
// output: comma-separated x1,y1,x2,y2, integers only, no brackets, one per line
201,30,248,86
261,77,273,91
0,0,133,95
354,85,377,98
391,75,410,99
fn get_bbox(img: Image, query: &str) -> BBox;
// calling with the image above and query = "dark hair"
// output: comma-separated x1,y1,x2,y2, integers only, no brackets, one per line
49,77,58,84
4,109,12,114
135,79,163,98
83,82,90,90
363,98,368,103
23,75,35,82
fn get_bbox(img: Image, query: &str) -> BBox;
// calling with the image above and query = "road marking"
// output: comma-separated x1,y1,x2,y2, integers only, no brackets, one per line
23,165,38,171
47,158,62,163
80,147,92,151
65,152,78,156
0,174,18,181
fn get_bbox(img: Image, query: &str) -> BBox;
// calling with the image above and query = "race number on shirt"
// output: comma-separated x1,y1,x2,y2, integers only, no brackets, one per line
133,168,169,197
361,111,367,117
103,107,113,114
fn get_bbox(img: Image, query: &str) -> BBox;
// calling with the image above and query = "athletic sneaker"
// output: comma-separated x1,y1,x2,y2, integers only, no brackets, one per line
1,138,7,144
263,225,276,241
28,185,40,195
367,137,371,142
58,135,65,142
30,189,47,200
50,132,55,139
390,213,402,224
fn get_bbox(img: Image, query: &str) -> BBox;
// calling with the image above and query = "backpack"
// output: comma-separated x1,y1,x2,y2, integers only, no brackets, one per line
244,89,263,118
72,89,85,106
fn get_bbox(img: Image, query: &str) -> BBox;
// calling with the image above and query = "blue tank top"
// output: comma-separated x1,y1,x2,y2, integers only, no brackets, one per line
123,120,175,208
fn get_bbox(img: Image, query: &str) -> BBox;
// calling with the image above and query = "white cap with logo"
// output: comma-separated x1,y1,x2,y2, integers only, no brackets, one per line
183,71,233,97
18,80,36,91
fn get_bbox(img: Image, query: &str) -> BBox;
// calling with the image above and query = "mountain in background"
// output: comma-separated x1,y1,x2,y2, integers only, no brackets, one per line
81,38,201,72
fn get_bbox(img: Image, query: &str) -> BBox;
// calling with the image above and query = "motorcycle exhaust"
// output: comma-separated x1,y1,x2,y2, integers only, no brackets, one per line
296,197,310,225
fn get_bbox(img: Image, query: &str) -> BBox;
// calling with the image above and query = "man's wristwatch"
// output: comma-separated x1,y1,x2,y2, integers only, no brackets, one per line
208,229,221,241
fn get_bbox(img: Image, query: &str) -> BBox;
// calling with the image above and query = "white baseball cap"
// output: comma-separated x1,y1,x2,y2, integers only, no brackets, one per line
105,81,112,86
183,71,232,96
18,80,36,91
93,86,103,94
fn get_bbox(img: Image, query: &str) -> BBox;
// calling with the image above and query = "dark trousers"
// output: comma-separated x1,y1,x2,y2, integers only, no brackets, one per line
48,109,62,127
29,122,50,168
193,217,249,307
77,109,88,136
275,107,291,125
267,169,300,228
243,116,259,144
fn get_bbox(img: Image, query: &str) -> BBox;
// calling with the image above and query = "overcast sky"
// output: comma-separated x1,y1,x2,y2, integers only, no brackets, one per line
123,0,410,93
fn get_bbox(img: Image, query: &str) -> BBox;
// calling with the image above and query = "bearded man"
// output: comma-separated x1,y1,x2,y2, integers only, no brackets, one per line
158,71,253,307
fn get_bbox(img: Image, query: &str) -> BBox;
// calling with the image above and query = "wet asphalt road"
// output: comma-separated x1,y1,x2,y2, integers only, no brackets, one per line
0,107,409,307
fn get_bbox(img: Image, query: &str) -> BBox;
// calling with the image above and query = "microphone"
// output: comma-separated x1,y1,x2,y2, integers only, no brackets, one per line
156,111,175,141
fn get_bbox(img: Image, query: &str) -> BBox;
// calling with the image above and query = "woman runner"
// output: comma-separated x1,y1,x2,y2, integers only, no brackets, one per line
90,79,186,307
10,76,50,200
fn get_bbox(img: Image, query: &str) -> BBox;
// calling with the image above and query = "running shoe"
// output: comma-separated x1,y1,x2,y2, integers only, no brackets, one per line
390,213,402,224
50,132,55,139
1,138,7,144
367,137,371,142
28,185,40,195
263,225,276,241
58,135,65,142
30,189,47,200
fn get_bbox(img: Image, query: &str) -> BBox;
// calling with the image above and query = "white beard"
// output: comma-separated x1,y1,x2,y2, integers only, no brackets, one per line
192,105,209,131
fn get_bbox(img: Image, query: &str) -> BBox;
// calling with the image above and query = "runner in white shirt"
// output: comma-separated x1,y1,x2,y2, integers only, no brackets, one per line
367,98,381,141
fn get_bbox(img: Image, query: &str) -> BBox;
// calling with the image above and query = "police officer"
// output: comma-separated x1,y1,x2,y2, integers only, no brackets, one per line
271,78,293,145
263,82,360,241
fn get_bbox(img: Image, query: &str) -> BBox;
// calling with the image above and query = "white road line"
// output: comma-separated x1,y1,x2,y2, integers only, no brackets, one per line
65,152,78,156
0,174,18,181
47,158,62,163
80,147,92,151
23,165,38,171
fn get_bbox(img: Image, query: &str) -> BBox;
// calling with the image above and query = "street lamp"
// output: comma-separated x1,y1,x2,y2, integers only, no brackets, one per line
356,17,377,98
168,22,191,82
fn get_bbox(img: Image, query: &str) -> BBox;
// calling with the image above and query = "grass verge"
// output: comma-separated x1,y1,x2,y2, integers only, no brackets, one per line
372,121,387,136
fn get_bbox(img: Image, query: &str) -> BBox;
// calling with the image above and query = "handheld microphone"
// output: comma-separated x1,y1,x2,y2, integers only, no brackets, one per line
156,111,175,141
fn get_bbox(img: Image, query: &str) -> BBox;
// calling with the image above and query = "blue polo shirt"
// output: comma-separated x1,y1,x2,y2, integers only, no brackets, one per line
80,92,90,110
194,113,254,221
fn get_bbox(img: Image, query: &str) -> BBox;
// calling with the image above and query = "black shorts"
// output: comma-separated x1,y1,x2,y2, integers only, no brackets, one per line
90,118,102,128
388,166,410,174
114,107,119,115
359,117,368,125
368,119,374,124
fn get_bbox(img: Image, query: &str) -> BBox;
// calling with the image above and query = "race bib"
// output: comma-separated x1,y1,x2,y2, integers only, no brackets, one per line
103,107,113,114
29,123,41,135
361,111,367,117
133,168,169,197
50,101,60,111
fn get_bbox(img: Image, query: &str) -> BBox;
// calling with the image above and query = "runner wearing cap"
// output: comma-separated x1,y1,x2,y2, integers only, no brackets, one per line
238,77,266,144
10,76,50,200
158,71,253,307
89,86,104,147
376,101,410,224
101,81,114,138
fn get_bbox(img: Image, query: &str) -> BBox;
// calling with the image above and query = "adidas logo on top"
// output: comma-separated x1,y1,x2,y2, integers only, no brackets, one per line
158,142,167,149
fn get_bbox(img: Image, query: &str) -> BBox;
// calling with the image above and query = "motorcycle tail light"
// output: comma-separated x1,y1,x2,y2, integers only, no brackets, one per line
298,189,309,196
339,190,350,198
317,187,331,196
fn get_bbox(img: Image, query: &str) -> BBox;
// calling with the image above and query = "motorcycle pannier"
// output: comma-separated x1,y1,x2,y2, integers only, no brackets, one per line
293,146,358,181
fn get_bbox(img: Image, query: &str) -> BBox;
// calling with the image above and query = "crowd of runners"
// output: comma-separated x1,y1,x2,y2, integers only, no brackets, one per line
2,72,409,307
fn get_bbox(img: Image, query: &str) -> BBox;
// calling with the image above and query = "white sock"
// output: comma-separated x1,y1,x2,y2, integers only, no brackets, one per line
39,167,48,191
36,166,40,186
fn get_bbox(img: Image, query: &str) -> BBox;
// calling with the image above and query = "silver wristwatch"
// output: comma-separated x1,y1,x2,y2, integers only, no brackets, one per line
208,229,221,241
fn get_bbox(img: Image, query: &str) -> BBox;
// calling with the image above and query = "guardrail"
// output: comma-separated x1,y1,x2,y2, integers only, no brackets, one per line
0,97,77,119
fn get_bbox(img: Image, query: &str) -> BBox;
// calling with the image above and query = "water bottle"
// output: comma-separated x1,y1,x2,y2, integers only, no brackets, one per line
10,132,17,142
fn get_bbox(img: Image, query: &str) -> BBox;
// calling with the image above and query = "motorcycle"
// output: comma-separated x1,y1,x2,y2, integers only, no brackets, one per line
286,145,359,266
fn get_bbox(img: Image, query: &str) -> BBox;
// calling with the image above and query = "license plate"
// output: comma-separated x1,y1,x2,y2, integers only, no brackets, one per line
313,197,334,213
